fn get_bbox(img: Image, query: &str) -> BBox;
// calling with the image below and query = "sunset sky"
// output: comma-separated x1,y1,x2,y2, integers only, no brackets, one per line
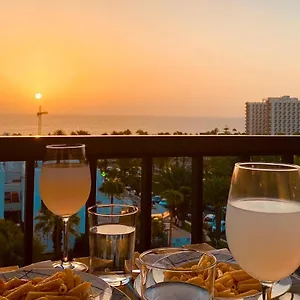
1,1,300,117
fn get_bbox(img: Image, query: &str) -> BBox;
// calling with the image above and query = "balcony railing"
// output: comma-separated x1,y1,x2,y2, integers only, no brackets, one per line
1,135,299,265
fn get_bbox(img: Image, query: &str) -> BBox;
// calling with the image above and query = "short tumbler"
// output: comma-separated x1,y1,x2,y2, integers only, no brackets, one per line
139,248,216,300
88,204,138,286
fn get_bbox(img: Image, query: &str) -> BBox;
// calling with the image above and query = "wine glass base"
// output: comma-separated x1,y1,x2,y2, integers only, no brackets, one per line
96,273,131,287
53,261,88,272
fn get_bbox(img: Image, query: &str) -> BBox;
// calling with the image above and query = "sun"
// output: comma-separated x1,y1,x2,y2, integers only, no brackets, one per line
35,93,42,100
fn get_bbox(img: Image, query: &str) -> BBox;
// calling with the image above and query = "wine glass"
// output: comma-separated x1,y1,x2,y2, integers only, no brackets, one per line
40,144,91,271
226,162,300,300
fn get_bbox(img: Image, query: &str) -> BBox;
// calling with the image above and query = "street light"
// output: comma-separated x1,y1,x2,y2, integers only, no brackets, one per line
35,93,48,135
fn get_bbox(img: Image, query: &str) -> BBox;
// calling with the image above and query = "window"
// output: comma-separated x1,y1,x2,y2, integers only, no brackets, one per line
4,192,10,203
11,192,19,203
4,192,20,203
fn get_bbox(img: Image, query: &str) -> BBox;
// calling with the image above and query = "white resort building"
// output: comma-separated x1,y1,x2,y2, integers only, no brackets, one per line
245,95,300,135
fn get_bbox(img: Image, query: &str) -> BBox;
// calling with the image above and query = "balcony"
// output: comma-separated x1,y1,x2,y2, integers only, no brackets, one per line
1,135,299,265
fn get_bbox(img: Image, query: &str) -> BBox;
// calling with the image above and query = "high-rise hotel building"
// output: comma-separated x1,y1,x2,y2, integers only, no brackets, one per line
245,96,300,135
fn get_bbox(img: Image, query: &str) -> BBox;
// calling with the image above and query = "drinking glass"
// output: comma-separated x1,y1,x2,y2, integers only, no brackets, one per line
139,248,216,300
226,162,300,300
88,204,138,286
40,144,91,271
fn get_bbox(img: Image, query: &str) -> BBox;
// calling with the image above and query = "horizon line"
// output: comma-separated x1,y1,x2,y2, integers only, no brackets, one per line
0,113,244,119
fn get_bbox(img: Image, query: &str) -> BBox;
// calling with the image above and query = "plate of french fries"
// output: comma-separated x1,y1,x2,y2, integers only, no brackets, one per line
0,268,112,300
134,251,292,299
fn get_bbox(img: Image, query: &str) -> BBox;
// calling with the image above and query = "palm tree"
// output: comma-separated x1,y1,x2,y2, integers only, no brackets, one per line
153,165,192,195
99,178,125,205
97,159,109,172
0,220,44,266
111,129,132,135
203,176,230,242
151,217,165,247
35,205,80,259
203,156,234,246
153,157,170,172
70,130,90,135
136,129,148,135
153,165,192,225
162,189,184,246
52,129,66,135
116,158,134,178
178,186,192,222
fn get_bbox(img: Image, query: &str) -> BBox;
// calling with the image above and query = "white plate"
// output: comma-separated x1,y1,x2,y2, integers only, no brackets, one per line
0,268,112,300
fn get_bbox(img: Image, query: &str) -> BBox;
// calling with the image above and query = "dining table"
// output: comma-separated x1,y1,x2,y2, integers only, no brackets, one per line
1,243,300,300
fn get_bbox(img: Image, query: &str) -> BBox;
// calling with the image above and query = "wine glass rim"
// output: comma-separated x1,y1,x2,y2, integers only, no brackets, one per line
88,204,138,217
46,143,86,149
236,162,300,171
139,247,217,271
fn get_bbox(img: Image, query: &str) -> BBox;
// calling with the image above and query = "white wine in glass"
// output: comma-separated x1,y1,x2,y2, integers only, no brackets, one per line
226,163,300,300
40,144,91,271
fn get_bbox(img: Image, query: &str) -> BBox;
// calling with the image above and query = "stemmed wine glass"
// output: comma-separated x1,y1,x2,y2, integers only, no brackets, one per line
40,144,91,271
226,162,300,300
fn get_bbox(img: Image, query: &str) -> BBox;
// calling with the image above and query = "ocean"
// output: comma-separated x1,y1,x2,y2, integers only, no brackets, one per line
0,114,245,135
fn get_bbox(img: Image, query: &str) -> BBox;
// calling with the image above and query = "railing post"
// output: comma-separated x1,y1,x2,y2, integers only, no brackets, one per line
191,156,204,244
24,160,35,265
139,157,152,252
281,155,294,164
86,158,97,232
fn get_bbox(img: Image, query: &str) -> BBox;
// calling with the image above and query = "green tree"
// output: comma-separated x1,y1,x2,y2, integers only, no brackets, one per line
153,157,171,172
151,217,166,248
70,130,90,135
52,129,67,135
99,178,125,205
203,157,235,246
203,176,230,242
111,129,132,135
0,219,44,267
222,126,231,135
116,158,134,178
153,165,192,222
35,206,80,259
252,155,281,163
178,186,192,221
162,189,184,246
97,159,110,172
153,165,192,195
136,129,148,135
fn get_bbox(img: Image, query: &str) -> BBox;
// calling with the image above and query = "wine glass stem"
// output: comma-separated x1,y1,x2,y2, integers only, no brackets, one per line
62,217,69,263
261,281,273,300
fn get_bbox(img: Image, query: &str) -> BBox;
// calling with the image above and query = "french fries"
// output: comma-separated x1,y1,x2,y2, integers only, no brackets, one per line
0,269,91,300
163,254,262,298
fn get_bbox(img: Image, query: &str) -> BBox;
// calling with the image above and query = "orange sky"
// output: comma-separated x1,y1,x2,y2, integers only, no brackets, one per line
1,1,300,117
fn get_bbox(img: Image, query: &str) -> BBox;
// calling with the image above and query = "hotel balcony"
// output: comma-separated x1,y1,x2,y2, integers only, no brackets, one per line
0,135,299,265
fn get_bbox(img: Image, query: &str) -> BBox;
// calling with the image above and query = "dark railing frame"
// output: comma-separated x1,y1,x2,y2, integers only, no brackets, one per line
0,135,299,265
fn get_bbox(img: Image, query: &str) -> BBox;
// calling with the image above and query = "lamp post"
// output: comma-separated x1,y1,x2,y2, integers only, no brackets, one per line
35,93,48,135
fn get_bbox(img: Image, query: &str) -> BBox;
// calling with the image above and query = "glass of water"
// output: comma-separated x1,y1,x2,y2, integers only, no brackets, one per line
88,203,138,286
